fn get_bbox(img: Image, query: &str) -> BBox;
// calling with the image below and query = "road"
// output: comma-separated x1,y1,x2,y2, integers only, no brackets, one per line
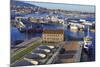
46,41,67,64
11,37,41,56
54,41,82,63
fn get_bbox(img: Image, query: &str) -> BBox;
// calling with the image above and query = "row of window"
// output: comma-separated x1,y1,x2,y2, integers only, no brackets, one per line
43,34,63,37
43,37,63,41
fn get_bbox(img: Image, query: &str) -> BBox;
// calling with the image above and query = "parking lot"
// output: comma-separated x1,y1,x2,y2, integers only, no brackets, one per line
11,41,82,67
11,44,59,66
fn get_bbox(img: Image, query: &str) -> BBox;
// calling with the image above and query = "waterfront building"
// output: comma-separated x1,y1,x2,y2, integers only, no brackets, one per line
42,29,64,43
50,16,58,22
58,19,64,24
28,17,38,22
70,24,78,32
15,17,24,21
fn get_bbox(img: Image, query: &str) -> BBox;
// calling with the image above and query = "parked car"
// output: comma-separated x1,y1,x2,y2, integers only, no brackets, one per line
24,53,46,59
12,60,33,66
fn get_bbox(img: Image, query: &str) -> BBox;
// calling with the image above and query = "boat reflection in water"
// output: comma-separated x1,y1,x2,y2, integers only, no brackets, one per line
18,26,43,33
17,20,43,33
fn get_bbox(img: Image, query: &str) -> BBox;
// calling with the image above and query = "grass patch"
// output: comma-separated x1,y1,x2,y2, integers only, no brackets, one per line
11,43,40,64
42,42,57,46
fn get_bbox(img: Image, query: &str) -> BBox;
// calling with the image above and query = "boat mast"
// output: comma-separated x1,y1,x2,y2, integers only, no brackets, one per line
87,26,90,37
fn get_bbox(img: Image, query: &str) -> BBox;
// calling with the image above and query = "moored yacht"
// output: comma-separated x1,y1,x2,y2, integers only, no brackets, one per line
83,26,93,51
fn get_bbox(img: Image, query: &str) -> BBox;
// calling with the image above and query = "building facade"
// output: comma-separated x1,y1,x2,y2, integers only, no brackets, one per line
42,29,64,43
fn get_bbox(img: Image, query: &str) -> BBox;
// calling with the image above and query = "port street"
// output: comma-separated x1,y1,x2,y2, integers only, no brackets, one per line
45,41,82,64
11,38,83,66
53,41,82,63
46,41,67,64
11,37,41,57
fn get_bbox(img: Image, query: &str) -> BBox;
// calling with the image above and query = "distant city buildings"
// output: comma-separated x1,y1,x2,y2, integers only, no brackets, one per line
28,16,64,25
42,29,64,43
28,17,38,23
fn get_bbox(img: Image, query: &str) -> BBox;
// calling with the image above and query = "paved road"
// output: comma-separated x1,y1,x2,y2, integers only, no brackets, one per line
11,37,41,56
57,41,82,63
11,37,42,66
46,41,67,64
74,41,82,62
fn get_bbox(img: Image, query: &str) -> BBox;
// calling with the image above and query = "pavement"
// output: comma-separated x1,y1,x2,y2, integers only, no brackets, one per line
58,41,82,63
11,40,82,66
46,41,68,64
11,37,41,54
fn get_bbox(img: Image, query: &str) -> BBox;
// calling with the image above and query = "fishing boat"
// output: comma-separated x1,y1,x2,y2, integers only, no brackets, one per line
83,26,93,51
